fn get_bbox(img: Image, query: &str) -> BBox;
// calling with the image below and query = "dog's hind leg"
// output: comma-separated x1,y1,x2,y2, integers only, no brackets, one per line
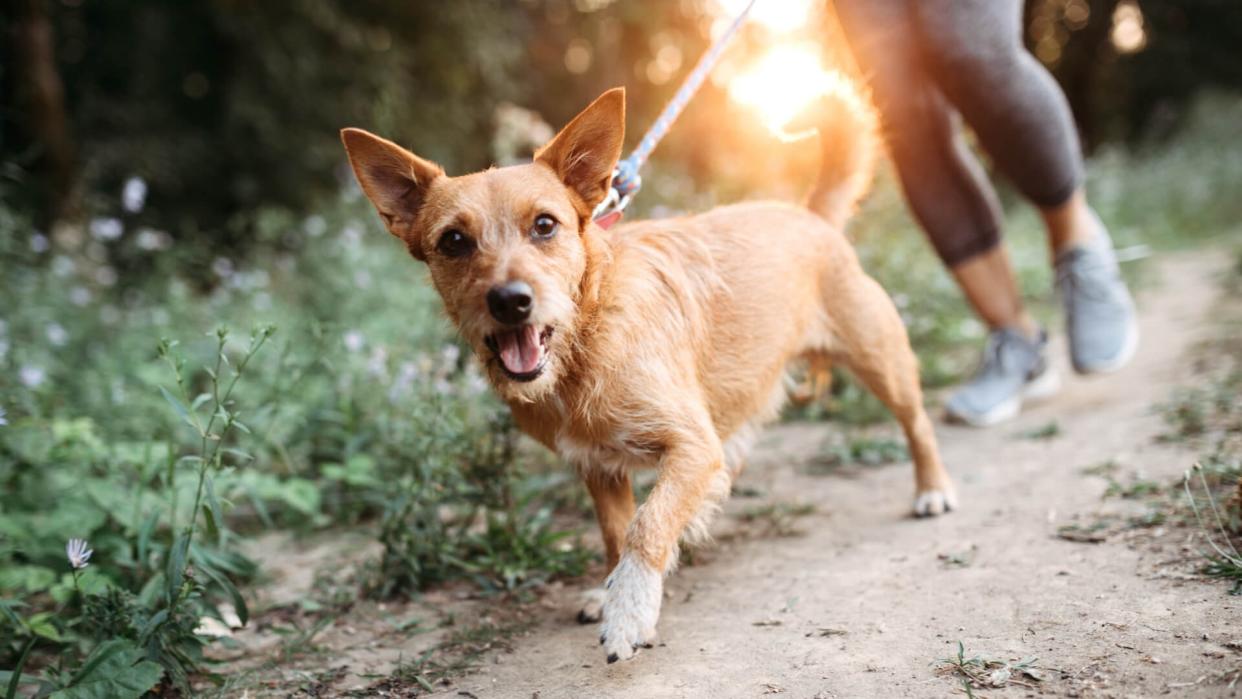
823,275,957,516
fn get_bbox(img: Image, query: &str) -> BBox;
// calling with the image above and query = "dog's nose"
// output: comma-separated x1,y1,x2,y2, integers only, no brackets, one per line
487,281,534,325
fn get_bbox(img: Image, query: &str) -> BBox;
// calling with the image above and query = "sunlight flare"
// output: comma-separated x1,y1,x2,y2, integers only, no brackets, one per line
713,0,815,34
728,44,853,136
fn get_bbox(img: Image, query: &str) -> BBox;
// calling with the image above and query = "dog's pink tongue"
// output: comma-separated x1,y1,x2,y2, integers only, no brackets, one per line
498,325,542,374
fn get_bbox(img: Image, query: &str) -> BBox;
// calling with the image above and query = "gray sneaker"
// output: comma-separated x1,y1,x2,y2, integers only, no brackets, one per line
944,327,1061,427
1055,227,1139,374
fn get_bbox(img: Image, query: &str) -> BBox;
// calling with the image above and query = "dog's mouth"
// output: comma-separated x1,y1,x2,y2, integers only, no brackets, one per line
484,325,554,382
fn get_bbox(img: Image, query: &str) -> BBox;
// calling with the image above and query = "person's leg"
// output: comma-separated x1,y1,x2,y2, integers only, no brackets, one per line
834,0,1034,334
834,0,1055,426
912,0,1139,374
951,248,1037,337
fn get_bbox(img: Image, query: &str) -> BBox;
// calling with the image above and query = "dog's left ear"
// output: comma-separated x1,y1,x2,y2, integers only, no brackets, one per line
340,128,444,256
535,88,625,213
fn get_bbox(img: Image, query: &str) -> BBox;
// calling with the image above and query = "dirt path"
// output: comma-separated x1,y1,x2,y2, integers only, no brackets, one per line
425,249,1240,698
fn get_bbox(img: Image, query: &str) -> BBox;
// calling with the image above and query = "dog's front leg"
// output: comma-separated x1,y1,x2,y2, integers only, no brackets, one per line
578,470,635,624
599,432,724,663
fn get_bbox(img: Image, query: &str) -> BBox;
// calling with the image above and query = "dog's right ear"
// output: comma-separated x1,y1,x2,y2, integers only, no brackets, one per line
340,128,443,257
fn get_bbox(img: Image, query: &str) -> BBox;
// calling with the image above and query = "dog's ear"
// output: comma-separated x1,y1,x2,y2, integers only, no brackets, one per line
340,128,443,256
535,88,625,213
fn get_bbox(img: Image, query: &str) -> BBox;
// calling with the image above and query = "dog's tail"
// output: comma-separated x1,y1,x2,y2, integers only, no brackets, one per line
804,77,879,231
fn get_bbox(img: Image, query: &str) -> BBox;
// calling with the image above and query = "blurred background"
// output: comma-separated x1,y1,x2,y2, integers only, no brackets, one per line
1,1,1240,691
4,0,1241,260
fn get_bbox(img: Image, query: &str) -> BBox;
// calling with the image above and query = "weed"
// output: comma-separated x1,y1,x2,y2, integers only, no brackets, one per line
1103,475,1164,500
813,435,908,471
1081,459,1121,477
364,617,533,695
1016,420,1061,440
1184,462,1242,594
736,502,816,537
936,641,1048,691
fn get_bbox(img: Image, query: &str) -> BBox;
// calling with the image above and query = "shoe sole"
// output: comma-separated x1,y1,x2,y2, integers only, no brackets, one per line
1073,314,1139,375
945,368,1062,428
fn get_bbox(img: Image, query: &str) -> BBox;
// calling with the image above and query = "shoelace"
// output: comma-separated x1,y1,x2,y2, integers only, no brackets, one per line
975,329,1028,379
1057,250,1117,305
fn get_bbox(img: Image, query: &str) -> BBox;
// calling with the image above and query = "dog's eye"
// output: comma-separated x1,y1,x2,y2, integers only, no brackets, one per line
436,229,475,258
530,214,558,241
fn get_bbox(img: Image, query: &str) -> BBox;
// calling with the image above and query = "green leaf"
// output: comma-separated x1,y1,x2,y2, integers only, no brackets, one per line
50,640,163,699
5,637,35,699
158,386,197,431
190,393,212,411
0,566,57,594
165,535,187,604
136,511,160,570
136,609,169,644
199,566,249,627
204,475,223,542
24,612,61,642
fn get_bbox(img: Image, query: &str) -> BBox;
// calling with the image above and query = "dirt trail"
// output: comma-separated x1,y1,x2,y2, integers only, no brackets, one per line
430,249,1240,698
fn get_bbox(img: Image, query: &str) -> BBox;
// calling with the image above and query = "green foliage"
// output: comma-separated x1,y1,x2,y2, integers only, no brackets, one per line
0,189,593,687
373,410,590,597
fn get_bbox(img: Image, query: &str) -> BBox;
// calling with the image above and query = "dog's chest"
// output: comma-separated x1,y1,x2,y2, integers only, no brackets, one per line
554,430,661,475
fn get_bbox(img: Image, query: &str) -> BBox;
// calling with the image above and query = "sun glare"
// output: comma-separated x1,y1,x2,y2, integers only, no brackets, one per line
728,44,849,136
713,0,816,34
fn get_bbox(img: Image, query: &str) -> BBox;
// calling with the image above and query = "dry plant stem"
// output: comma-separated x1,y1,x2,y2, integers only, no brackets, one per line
1183,462,1242,565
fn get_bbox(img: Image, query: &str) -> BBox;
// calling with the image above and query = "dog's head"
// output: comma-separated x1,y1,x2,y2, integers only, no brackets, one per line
341,89,624,403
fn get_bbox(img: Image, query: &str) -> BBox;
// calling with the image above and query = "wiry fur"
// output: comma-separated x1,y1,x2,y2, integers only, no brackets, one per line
341,84,955,665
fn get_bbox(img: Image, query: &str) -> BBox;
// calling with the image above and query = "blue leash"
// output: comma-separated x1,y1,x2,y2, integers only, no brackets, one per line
592,0,758,223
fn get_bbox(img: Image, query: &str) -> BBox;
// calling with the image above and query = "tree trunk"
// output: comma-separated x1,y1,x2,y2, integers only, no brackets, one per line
11,0,81,227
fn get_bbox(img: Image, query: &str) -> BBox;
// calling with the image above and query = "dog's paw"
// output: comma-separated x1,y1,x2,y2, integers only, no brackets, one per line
599,555,662,663
577,587,606,624
913,488,958,517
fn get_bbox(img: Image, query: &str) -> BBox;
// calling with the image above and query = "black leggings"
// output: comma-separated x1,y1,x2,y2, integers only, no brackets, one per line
834,0,1084,266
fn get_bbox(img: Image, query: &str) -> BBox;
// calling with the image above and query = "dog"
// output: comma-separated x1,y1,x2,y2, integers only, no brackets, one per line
340,83,956,663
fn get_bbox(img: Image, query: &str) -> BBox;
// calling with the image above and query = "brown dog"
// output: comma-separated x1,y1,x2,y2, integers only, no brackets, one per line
341,84,955,663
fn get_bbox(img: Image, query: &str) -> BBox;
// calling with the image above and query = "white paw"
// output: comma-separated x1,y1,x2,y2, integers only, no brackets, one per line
913,488,958,517
599,555,662,663
577,587,606,624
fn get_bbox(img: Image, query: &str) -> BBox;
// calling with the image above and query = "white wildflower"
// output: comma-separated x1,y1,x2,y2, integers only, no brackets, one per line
440,343,461,367
135,227,170,251
30,233,49,253
19,365,45,388
46,323,68,346
0,406,7,426
304,215,327,237
94,266,118,287
211,257,234,279
122,176,147,213
51,255,75,277
367,346,389,377
69,286,92,306
343,330,364,353
341,224,362,246
66,538,93,569
89,217,124,241
388,361,419,402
